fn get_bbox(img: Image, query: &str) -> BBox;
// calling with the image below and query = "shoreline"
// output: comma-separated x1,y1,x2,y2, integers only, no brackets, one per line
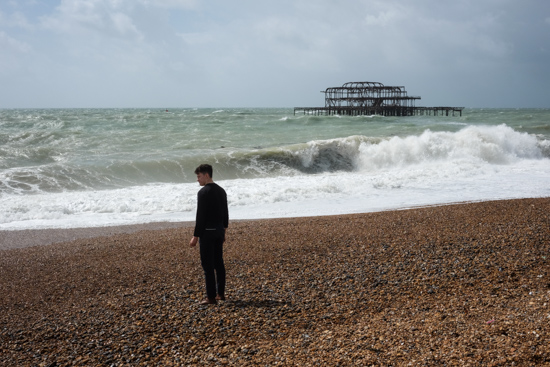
0,198,531,251
0,221,194,251
1,197,549,365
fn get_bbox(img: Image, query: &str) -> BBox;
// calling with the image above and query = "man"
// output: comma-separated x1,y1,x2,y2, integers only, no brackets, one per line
189,164,229,305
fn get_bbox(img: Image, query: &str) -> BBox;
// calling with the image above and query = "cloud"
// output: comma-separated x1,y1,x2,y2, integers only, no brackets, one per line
138,0,199,10
0,0,548,108
40,0,141,38
177,31,214,45
1,10,34,30
109,11,142,38
0,30,31,53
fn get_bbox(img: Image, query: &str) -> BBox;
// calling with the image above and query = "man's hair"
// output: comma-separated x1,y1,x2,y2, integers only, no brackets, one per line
194,164,213,177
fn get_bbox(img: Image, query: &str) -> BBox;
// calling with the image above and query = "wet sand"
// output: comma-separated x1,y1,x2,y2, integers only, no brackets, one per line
0,221,193,250
1,198,549,366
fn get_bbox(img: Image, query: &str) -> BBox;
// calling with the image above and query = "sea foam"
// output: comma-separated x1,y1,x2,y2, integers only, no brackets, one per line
1,109,549,230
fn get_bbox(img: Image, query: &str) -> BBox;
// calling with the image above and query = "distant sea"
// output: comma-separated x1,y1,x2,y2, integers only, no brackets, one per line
1,108,549,230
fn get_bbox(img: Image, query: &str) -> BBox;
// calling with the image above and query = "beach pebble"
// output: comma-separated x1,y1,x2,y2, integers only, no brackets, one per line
1,198,549,365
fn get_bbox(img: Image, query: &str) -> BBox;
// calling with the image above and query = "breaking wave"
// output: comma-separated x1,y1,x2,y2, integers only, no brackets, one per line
1,124,547,196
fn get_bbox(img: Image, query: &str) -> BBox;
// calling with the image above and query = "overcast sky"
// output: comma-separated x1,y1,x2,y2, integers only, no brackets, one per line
1,0,549,108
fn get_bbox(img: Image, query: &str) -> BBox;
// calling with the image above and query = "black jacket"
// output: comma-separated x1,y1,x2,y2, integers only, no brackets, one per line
193,183,229,237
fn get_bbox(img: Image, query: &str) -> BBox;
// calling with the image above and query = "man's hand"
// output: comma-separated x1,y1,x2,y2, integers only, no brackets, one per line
189,236,199,247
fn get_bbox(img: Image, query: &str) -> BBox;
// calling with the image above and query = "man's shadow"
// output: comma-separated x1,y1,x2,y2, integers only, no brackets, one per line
224,299,291,308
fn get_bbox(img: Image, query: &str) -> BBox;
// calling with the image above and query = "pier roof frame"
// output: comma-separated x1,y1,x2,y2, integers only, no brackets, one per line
294,81,464,117
322,81,420,108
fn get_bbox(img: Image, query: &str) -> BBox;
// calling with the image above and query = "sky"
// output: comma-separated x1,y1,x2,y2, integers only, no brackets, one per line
0,0,549,109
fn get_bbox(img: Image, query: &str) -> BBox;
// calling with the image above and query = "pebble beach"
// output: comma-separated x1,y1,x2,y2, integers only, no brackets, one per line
1,198,549,366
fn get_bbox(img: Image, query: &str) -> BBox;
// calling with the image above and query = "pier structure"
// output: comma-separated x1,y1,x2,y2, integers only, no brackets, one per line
294,81,464,117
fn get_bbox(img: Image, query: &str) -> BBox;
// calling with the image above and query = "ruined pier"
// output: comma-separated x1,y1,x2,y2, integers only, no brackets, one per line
294,82,464,117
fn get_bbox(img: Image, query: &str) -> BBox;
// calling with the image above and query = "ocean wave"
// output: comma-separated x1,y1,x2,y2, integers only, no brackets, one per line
221,135,378,176
226,124,546,176
539,139,550,158
1,124,547,196
0,157,197,195
357,124,545,171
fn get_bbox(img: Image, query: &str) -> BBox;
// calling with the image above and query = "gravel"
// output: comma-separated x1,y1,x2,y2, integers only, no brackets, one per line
1,198,549,366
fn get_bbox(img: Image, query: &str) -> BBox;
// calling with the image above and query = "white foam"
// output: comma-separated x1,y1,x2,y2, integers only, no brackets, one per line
1,156,549,230
356,124,543,172
1,124,549,230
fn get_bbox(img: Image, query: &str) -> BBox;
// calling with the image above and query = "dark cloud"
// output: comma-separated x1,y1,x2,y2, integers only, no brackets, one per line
0,0,548,108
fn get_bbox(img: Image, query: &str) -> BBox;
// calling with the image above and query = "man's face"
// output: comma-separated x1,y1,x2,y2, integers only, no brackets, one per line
196,172,209,186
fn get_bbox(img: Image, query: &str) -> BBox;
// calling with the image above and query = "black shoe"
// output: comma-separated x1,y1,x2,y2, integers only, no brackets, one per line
199,298,217,305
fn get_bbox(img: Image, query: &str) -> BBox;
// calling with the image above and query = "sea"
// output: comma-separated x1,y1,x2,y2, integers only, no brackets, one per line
1,108,549,230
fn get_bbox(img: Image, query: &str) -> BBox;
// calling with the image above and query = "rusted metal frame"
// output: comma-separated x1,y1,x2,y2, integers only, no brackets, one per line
297,81,464,117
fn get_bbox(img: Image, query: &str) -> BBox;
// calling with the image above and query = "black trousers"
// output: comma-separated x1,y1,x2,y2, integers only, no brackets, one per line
199,228,226,299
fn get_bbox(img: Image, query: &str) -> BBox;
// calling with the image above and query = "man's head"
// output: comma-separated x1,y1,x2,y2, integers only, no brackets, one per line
194,164,213,186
